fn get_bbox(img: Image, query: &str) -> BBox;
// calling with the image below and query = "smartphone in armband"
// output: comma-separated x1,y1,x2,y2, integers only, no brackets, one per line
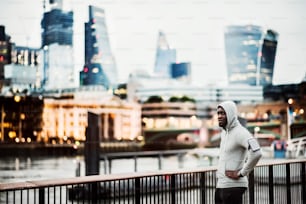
248,138,260,152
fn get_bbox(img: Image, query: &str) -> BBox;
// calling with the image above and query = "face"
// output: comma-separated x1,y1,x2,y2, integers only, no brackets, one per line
217,106,227,129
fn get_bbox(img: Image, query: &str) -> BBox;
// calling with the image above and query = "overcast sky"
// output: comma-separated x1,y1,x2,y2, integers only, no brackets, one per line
0,0,305,85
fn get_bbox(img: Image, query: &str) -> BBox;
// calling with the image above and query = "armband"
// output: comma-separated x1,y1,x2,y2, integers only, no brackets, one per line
248,138,260,152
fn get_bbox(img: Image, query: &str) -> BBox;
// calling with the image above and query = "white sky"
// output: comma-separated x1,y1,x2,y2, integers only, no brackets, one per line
0,0,305,85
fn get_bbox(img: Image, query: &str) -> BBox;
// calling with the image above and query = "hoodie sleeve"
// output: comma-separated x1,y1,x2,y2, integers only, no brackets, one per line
210,132,221,143
239,143,262,176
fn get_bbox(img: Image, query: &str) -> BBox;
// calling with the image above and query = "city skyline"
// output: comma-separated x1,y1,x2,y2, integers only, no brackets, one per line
0,0,305,86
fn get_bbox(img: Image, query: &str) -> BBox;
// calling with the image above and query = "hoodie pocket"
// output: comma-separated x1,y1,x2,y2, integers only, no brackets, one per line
225,160,244,171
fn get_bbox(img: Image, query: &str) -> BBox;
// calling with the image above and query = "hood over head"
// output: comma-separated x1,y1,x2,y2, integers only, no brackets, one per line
218,100,239,130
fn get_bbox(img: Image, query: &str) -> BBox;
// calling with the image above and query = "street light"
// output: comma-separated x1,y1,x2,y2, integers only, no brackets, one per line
254,126,260,138
287,98,294,139
14,94,24,142
14,95,21,103
1,103,4,142
18,113,25,141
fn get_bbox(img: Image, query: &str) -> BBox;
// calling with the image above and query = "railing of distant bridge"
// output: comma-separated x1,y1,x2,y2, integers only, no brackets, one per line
286,136,306,158
98,149,218,174
0,158,305,204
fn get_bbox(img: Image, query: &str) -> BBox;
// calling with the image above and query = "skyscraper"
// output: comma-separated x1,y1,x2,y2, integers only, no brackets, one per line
260,30,278,86
80,5,117,89
41,0,75,90
170,62,191,81
224,25,278,86
0,25,12,91
154,31,176,78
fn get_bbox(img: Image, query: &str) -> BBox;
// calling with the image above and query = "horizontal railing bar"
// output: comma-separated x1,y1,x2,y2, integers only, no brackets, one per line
100,149,191,159
0,166,217,191
1,158,305,192
256,158,306,167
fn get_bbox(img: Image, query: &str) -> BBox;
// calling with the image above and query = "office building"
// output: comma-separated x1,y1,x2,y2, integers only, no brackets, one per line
42,89,141,143
224,25,278,86
0,26,42,93
0,26,12,65
41,9,73,46
154,31,176,78
3,46,42,92
0,25,12,91
127,73,263,104
170,62,191,81
41,0,76,90
260,30,278,86
80,5,117,89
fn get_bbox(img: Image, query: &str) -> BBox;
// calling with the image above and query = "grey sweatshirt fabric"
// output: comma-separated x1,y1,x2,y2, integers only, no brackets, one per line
216,101,262,188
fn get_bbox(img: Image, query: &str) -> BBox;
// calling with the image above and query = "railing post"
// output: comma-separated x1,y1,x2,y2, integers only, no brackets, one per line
248,170,255,204
89,182,98,203
285,163,291,204
178,153,184,168
75,160,81,177
296,139,303,158
158,154,162,170
268,165,274,204
200,172,206,204
301,162,306,203
134,155,138,172
135,177,140,204
171,174,176,204
108,159,112,174
85,112,101,176
103,156,108,174
38,188,44,204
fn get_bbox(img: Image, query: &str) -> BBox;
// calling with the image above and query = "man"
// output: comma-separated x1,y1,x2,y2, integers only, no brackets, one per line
215,101,262,204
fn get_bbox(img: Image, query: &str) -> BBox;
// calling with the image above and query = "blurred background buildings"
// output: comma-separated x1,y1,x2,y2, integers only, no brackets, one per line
0,0,305,150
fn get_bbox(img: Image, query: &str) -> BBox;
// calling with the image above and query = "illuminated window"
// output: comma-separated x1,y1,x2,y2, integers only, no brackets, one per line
92,67,99,73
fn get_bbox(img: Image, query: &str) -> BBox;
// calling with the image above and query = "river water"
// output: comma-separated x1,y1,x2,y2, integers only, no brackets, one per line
1,154,303,204
0,154,214,184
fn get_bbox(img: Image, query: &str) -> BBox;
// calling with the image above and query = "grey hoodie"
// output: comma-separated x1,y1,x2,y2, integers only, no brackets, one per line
216,101,262,188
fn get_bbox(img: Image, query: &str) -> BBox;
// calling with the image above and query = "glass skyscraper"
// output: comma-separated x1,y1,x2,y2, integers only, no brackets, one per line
170,62,191,80
81,5,117,89
41,0,75,90
260,30,278,86
154,31,176,78
224,25,278,86
41,9,73,46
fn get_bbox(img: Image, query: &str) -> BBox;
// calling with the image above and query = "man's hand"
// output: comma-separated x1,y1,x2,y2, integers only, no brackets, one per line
225,170,242,180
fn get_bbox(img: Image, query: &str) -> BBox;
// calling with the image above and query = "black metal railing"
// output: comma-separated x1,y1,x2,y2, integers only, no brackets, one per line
0,159,305,204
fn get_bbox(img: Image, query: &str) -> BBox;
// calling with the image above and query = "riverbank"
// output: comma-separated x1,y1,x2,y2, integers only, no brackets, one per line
0,143,81,156
0,141,197,157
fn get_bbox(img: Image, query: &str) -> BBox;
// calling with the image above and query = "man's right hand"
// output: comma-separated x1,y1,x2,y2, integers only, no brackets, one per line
225,170,241,180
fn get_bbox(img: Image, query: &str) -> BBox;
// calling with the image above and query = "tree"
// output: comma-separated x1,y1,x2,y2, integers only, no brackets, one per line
145,95,163,103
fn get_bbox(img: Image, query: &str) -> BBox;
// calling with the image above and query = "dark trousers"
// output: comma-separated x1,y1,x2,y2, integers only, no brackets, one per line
215,187,247,204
